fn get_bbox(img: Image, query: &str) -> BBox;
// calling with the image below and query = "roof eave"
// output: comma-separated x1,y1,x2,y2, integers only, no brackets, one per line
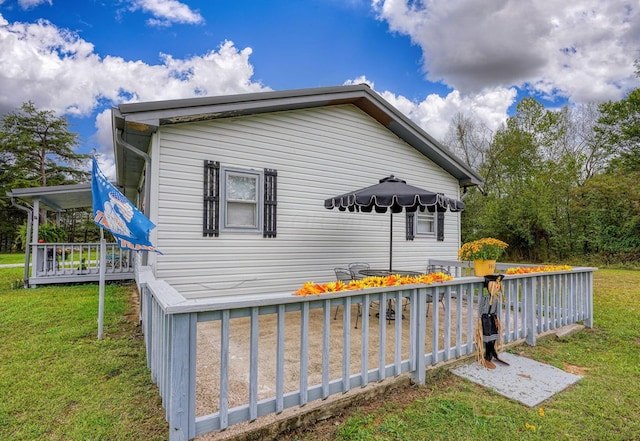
114,84,483,189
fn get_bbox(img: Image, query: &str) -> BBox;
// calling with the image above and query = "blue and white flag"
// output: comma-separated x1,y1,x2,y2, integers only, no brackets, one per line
91,156,162,254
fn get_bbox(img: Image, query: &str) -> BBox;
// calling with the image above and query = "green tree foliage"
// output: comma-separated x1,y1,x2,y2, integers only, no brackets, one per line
462,98,579,261
0,101,89,188
457,88,640,264
596,88,640,172
0,101,91,247
571,87,640,261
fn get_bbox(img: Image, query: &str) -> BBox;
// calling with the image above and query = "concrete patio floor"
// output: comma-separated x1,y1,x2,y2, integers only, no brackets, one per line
193,299,474,439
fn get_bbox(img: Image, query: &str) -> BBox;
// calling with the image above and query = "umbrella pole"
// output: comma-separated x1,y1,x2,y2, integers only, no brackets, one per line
389,212,393,272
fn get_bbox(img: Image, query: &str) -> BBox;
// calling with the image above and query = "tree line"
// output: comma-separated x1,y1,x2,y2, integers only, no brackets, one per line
447,84,639,264
1,84,639,264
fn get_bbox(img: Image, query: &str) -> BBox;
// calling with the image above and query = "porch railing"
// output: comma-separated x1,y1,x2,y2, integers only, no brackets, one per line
29,242,134,286
139,262,595,441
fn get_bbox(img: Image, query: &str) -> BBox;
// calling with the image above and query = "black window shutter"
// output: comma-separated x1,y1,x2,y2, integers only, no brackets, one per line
437,211,445,241
203,160,220,237
263,168,277,238
406,212,415,241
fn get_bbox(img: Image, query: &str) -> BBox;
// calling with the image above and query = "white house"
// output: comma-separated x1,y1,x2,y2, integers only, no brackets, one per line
111,84,482,299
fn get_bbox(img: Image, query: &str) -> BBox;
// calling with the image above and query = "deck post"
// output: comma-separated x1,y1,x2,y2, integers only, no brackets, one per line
525,277,537,346
411,288,427,384
585,272,594,328
168,313,193,441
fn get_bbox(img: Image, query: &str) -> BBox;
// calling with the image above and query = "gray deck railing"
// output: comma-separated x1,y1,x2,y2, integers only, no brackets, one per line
139,263,595,441
29,242,134,286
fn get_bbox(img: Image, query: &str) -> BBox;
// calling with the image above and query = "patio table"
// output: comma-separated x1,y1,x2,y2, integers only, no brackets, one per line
359,269,424,277
358,269,424,322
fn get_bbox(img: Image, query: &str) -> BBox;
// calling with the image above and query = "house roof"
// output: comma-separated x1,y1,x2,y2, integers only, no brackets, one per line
6,183,93,211
112,84,483,198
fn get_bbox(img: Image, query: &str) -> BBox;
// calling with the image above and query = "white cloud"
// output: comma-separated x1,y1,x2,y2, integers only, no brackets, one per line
373,0,639,103
128,0,204,26
0,15,266,115
345,75,516,141
18,0,51,9
0,14,267,173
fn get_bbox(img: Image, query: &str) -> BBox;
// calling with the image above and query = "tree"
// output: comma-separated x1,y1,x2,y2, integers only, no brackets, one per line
461,98,580,261
0,101,89,188
0,101,90,235
595,88,640,172
443,112,493,170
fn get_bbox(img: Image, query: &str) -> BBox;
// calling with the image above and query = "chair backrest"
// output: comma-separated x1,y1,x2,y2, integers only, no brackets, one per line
348,262,370,280
334,268,353,282
427,265,451,275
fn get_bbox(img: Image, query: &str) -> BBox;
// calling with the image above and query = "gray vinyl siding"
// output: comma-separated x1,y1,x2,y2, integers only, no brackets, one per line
149,104,462,299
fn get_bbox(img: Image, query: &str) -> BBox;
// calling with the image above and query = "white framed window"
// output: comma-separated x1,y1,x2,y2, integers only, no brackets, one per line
220,167,263,233
415,212,436,237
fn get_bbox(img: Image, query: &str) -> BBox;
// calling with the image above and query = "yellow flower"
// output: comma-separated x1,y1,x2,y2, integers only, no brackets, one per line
538,407,545,417
293,273,454,296
458,237,508,261
505,265,572,275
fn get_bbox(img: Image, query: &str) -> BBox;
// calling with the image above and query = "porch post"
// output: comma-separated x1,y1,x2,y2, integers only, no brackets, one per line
31,198,40,284
411,288,427,384
585,272,594,328
168,313,195,441
525,277,537,346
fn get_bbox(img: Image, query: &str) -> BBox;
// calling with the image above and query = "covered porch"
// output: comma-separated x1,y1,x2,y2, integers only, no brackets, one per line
6,183,135,287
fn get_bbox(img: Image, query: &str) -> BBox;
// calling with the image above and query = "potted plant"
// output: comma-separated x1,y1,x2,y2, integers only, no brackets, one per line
458,237,508,276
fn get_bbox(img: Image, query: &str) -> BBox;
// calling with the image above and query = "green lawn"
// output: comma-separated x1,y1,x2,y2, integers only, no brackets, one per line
0,253,26,265
0,264,167,441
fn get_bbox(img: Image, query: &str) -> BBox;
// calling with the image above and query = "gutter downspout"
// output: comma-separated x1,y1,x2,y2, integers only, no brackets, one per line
115,129,152,265
10,196,32,287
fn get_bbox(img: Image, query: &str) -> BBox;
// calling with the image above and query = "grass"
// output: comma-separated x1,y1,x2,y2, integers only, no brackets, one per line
2,251,639,441
0,262,167,441
0,253,26,265
284,268,640,441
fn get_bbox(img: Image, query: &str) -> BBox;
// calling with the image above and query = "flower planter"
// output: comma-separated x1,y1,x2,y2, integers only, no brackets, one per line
473,259,496,276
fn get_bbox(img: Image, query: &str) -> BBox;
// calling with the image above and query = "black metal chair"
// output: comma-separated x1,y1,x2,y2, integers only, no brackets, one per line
333,268,363,328
333,262,378,329
348,262,370,280
425,265,450,317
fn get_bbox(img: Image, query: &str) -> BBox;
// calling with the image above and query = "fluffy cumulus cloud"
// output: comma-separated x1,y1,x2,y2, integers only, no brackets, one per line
345,76,516,140
373,0,639,103
127,0,204,27
0,13,267,172
0,14,267,117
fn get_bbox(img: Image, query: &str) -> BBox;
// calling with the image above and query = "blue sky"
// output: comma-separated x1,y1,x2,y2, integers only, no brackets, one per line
1,0,638,176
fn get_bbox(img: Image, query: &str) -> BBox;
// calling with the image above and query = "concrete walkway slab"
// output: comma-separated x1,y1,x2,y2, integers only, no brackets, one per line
451,352,582,407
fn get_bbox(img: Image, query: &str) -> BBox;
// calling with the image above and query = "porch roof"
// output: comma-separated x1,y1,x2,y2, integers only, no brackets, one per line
6,183,92,211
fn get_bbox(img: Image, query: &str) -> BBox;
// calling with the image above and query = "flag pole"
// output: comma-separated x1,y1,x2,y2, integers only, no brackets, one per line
97,228,106,340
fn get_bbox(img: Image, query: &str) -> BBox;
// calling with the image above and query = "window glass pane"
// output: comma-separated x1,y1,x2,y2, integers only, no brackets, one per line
227,202,257,227
416,213,435,234
227,175,257,201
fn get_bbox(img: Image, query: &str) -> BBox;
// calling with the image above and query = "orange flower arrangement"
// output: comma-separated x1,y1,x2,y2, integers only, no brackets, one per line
505,265,572,274
294,272,453,296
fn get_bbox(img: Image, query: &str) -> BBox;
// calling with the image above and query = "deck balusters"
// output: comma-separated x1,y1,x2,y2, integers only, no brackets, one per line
139,264,596,441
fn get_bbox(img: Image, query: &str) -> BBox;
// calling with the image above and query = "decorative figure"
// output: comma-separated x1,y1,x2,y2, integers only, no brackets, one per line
474,274,510,369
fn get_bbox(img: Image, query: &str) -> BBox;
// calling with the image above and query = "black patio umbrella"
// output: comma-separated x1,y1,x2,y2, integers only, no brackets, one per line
324,175,465,272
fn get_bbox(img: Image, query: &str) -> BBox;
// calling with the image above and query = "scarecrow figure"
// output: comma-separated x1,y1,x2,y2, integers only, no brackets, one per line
474,274,510,369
